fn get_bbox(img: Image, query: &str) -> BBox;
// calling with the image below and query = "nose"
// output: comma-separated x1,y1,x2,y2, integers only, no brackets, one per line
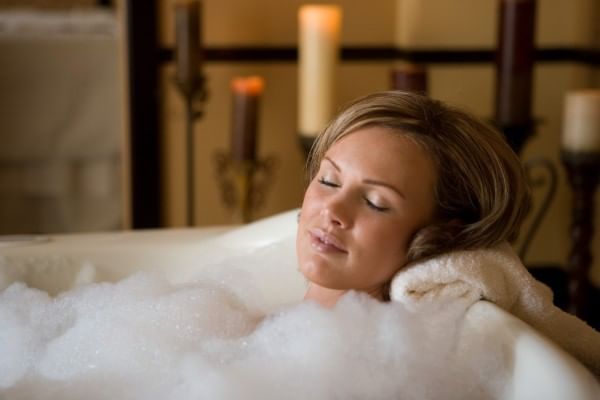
320,193,351,228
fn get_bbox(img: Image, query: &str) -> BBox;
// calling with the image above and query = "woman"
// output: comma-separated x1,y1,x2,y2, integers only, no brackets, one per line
297,90,529,305
296,91,599,375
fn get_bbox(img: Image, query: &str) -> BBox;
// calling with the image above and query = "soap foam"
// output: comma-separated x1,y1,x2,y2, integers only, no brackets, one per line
0,268,497,400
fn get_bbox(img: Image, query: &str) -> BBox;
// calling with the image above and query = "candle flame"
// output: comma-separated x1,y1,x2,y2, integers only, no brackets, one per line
231,76,265,96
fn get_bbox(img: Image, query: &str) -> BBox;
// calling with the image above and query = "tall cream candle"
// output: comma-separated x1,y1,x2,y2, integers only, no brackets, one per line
562,90,600,153
298,5,342,138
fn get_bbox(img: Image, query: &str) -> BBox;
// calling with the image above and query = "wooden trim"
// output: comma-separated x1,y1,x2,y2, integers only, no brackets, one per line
157,46,600,65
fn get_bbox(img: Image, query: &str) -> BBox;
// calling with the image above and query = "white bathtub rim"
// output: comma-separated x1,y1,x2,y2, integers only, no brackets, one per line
0,209,304,304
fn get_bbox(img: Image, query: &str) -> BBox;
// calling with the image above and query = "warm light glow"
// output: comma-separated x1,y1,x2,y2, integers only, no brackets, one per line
562,90,600,153
231,76,265,96
299,5,342,34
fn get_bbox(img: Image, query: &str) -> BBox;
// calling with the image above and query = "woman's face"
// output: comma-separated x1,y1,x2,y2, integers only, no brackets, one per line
296,126,437,297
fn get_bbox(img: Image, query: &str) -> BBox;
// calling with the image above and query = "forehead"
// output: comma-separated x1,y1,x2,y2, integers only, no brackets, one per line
323,126,436,195
326,127,430,168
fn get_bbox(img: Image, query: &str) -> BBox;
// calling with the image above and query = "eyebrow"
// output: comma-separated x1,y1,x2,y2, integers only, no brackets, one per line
323,157,405,198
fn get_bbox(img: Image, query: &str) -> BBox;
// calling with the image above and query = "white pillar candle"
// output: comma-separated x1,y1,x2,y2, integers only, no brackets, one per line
298,5,342,138
562,90,600,153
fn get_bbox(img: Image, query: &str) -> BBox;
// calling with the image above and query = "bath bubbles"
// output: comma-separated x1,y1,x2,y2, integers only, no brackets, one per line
0,268,499,400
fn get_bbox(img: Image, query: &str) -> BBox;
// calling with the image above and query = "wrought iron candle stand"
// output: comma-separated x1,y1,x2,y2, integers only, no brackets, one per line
298,135,316,160
214,153,276,223
175,76,208,226
502,122,599,321
496,123,560,262
517,156,559,261
561,151,599,321
496,121,569,309
173,0,207,226
498,122,536,156
495,120,548,252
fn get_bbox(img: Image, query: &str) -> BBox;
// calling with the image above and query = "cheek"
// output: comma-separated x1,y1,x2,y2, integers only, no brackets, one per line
356,221,411,268
297,184,319,247
300,182,322,217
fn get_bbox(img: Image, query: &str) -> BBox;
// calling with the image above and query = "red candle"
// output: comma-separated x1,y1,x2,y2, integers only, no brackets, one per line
231,76,265,161
390,63,428,94
175,1,203,95
495,0,536,127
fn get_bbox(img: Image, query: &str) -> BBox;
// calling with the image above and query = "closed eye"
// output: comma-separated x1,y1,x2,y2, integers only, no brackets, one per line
364,198,389,212
318,177,339,188
319,178,389,211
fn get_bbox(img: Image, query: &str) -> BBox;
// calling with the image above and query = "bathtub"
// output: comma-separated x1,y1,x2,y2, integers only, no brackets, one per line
0,210,305,311
0,209,597,400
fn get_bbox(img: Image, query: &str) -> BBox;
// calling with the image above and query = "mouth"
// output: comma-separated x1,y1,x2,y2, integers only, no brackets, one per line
308,228,348,254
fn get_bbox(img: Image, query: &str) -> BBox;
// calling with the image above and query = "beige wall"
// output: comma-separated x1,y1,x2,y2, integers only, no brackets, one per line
157,0,599,283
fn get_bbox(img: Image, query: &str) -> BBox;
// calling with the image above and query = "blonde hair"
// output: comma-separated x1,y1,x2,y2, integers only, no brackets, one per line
307,91,531,263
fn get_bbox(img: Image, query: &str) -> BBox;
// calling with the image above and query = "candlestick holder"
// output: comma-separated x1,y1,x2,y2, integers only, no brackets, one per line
214,152,277,223
298,135,316,159
174,74,208,226
496,120,536,155
561,150,599,321
518,156,558,261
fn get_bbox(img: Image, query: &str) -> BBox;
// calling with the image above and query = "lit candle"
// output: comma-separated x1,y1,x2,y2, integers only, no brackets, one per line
562,90,600,153
231,76,265,161
298,5,342,138
494,0,536,127
390,63,428,94
175,1,203,94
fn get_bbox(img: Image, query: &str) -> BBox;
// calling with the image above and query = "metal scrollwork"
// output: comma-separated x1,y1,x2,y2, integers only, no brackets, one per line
214,151,277,223
518,156,558,261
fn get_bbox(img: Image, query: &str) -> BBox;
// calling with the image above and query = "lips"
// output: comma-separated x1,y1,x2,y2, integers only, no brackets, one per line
308,228,348,253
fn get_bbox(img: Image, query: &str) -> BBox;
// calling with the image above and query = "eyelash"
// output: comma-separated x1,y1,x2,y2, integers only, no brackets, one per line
317,178,389,213
318,177,339,188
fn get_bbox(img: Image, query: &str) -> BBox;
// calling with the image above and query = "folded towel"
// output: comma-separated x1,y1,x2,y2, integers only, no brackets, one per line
390,242,600,376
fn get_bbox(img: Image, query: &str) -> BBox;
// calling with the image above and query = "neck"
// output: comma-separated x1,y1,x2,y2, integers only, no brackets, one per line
304,284,385,308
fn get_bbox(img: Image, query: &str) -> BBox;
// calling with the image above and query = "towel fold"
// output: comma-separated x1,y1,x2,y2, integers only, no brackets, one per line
390,242,600,376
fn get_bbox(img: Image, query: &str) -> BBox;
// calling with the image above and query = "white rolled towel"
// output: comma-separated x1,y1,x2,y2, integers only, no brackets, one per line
390,242,600,377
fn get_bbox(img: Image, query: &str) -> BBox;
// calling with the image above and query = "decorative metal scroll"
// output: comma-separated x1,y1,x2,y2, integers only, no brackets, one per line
518,156,558,261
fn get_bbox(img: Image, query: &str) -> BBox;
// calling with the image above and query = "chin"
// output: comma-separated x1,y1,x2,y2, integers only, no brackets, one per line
299,258,347,292
299,256,326,283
